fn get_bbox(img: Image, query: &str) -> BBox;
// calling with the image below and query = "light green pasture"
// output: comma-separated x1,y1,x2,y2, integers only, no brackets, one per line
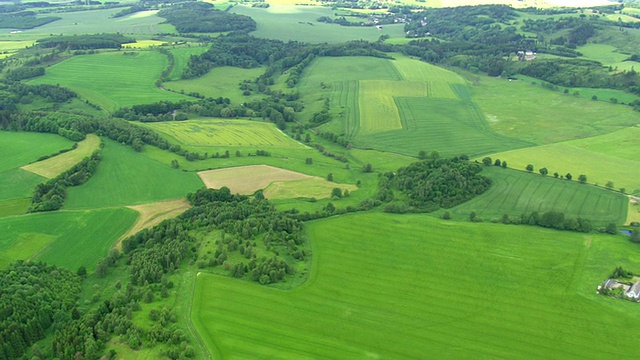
193,212,640,358
28,51,191,112
484,140,640,194
231,5,406,43
167,46,208,80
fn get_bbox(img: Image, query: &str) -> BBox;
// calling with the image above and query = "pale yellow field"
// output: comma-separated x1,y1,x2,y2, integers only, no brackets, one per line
358,80,428,134
198,165,312,194
122,40,168,48
627,198,640,225
21,134,101,179
264,178,357,200
115,198,191,251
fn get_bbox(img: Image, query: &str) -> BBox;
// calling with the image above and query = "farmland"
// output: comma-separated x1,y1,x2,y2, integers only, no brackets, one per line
21,134,101,179
0,208,136,270
193,212,640,358
451,166,628,225
164,66,266,103
141,118,305,149
28,51,191,112
64,139,203,209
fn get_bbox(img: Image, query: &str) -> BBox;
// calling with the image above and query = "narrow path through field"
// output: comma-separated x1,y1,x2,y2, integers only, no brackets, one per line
113,198,191,251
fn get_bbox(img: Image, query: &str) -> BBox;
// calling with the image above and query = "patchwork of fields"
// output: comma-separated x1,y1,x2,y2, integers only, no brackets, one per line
193,213,640,358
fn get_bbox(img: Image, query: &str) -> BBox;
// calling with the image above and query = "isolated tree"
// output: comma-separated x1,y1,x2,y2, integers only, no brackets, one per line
304,133,311,143
494,159,501,167
343,189,350,197
605,222,617,235
631,229,640,243
430,150,440,160
76,266,87,277
591,95,598,100
566,173,573,180
331,188,342,198
526,164,534,172
324,202,335,213
605,181,614,189
327,173,333,181
305,157,313,165
235,150,242,157
501,161,507,169
441,211,451,220
539,167,548,176
553,172,559,178
418,150,428,159
482,157,492,166
362,163,373,173
620,188,626,194
578,174,587,184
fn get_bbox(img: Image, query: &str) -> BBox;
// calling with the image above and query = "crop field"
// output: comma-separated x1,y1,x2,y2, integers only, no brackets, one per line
231,5,406,43
391,54,465,98
484,141,640,195
0,131,73,173
142,119,305,149
28,51,191,112
122,40,168,48
567,126,640,162
64,139,203,209
164,66,265,103
19,8,174,36
0,208,137,270
355,97,531,157
193,212,640,358
198,165,327,195
358,80,429,134
168,46,208,80
470,75,640,144
21,134,101,179
452,166,628,224
264,177,358,200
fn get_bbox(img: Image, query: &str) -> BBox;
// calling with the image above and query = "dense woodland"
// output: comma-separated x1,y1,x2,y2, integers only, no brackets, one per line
157,2,256,33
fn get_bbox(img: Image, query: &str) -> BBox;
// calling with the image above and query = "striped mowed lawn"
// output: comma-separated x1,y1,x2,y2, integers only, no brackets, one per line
452,166,628,225
193,212,640,358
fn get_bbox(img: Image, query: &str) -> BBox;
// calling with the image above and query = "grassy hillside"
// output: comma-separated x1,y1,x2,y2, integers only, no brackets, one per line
167,46,210,80
451,166,628,225
164,66,266,103
193,212,640,358
64,139,203,209
28,51,191,112
0,208,137,270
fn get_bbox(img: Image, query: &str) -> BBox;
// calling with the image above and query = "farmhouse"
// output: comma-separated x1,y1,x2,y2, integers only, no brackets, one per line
627,282,640,300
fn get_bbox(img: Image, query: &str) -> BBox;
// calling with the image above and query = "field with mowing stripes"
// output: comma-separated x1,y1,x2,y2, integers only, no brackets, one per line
168,46,209,80
142,119,305,148
21,134,101,179
0,208,137,270
28,51,190,112
358,80,427,134
452,166,628,224
64,139,203,209
193,212,640,358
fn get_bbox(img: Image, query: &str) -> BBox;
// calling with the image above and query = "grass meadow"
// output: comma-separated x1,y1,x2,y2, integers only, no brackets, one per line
230,5,406,43
28,51,191,112
19,8,175,36
470,74,640,144
484,139,640,195
64,139,203,209
141,118,305,149
21,134,101,179
0,208,137,270
193,212,640,358
451,166,628,224
164,66,265,103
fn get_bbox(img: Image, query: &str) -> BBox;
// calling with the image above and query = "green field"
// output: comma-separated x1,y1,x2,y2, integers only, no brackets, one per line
64,138,203,209
22,134,101,179
142,118,306,149
471,75,640,144
165,66,266,103
0,208,137,270
29,51,191,112
168,46,209,80
193,212,640,358
451,166,628,224
17,8,174,36
231,5,406,43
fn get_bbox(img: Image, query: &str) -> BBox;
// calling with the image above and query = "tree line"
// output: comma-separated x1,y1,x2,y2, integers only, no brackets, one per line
157,2,256,34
